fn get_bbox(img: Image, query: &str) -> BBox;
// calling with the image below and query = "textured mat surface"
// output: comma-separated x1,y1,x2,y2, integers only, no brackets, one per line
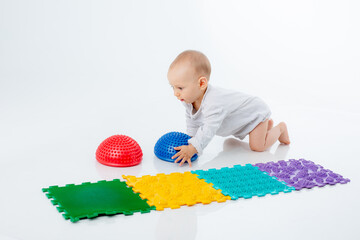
192,164,295,200
42,179,155,222
254,159,350,190
123,172,231,210
43,159,350,222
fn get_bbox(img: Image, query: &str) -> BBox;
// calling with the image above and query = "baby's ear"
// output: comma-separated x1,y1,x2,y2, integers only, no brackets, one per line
199,76,208,89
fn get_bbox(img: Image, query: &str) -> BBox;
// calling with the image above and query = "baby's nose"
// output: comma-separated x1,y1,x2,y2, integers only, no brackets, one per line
174,91,180,97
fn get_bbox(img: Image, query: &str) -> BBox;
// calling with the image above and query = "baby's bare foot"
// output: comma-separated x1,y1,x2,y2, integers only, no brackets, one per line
278,122,290,145
267,119,274,131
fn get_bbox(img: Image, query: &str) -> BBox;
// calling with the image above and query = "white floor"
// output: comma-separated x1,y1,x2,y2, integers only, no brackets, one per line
1,1,360,240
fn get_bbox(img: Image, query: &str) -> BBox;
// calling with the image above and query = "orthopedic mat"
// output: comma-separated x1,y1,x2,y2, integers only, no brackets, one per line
123,172,231,210
42,179,155,222
192,164,295,200
43,159,350,222
254,159,350,190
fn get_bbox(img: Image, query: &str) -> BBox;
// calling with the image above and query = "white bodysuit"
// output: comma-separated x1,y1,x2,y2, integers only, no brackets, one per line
184,84,271,155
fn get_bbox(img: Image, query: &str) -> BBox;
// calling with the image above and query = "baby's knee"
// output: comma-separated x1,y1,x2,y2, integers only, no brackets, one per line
249,143,266,152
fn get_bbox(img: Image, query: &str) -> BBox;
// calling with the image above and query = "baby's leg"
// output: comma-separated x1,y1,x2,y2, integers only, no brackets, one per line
249,120,290,152
278,122,290,145
268,119,274,130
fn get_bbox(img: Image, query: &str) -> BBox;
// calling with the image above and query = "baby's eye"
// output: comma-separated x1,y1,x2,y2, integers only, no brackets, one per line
178,87,183,90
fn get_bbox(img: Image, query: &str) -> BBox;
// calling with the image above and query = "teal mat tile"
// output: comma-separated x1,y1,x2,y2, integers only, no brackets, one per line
192,164,295,200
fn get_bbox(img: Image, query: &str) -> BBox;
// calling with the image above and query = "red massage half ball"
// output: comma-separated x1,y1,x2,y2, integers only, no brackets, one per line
96,135,143,167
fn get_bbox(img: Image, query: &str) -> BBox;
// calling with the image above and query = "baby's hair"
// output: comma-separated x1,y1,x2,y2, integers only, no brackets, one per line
169,50,211,80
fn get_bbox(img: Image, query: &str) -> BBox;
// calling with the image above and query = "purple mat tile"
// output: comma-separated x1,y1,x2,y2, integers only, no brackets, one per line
253,159,350,190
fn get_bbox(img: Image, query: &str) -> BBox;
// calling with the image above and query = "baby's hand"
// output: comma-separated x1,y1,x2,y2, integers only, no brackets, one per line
172,144,198,167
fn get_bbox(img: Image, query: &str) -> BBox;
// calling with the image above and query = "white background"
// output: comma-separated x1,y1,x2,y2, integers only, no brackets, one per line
1,0,359,239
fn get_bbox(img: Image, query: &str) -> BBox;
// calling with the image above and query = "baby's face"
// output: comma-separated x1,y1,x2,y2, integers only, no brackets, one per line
167,64,204,104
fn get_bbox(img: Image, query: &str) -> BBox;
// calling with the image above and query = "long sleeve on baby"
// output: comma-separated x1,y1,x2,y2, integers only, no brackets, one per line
185,111,198,137
188,107,227,155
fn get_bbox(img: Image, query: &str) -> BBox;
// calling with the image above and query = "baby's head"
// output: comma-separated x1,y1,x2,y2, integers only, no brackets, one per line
167,50,211,105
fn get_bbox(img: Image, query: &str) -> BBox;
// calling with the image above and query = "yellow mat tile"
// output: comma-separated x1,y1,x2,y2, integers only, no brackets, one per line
123,172,231,210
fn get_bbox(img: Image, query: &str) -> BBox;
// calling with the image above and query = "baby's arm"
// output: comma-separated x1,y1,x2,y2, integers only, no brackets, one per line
173,106,227,166
185,109,198,137
171,110,198,166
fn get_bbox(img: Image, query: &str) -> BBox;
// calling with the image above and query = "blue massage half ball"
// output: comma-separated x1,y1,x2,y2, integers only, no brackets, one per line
154,132,198,163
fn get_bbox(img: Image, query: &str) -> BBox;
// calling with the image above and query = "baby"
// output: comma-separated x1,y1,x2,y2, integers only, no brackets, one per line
167,50,290,166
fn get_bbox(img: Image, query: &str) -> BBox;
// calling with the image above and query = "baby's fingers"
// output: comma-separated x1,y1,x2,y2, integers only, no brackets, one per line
179,158,187,166
174,153,184,163
185,159,192,167
179,158,191,167
171,151,181,160
174,156,183,163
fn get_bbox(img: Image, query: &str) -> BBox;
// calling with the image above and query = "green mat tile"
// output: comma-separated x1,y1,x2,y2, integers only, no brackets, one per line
42,179,155,222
